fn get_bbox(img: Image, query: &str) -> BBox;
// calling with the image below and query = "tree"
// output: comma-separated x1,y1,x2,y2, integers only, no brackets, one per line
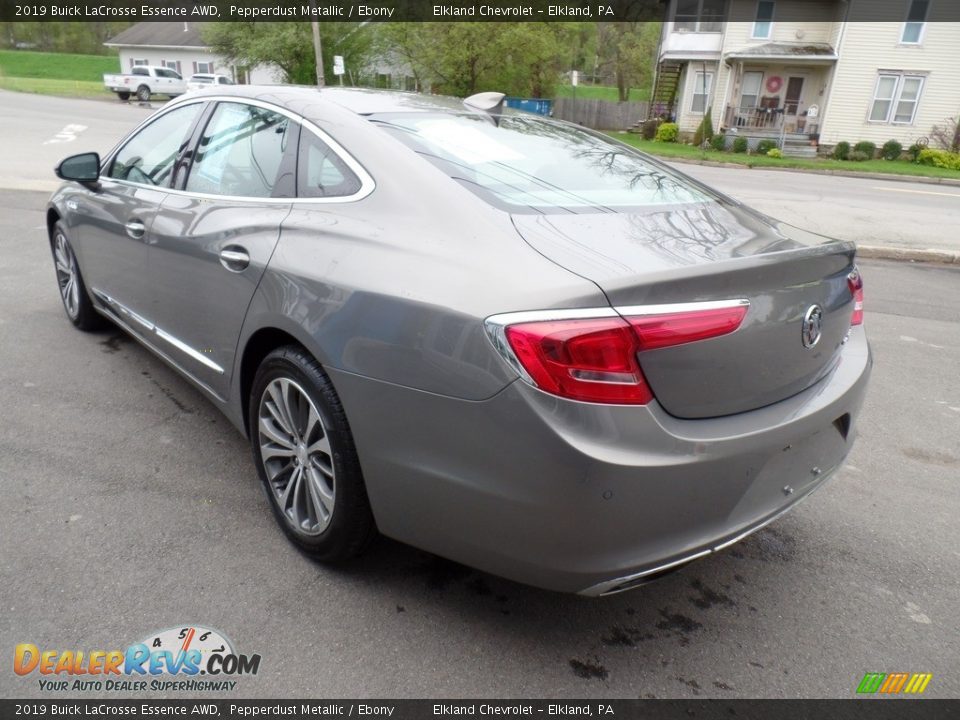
202,22,374,85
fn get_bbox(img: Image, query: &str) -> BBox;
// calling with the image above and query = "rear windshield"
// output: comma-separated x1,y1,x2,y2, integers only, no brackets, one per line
371,112,711,213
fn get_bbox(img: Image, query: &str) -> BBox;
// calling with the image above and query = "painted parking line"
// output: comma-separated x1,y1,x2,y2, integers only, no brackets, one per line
43,124,88,145
872,186,960,198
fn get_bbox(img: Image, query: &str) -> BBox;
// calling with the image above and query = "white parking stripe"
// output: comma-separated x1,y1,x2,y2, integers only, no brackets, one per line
872,186,960,198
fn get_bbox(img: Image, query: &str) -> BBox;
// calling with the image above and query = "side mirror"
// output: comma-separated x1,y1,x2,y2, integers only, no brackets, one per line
55,152,101,184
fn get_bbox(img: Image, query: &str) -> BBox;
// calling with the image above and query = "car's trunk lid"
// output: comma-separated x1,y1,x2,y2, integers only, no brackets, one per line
511,202,857,419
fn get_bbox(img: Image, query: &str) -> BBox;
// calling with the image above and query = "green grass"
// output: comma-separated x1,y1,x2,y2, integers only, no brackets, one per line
555,84,650,103
612,134,960,180
0,49,118,82
0,76,114,98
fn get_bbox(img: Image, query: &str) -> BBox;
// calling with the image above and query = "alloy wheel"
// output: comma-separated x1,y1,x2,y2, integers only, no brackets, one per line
258,377,336,535
54,232,80,319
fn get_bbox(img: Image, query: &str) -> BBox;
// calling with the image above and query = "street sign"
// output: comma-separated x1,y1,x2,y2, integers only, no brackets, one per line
333,56,345,76
571,70,579,87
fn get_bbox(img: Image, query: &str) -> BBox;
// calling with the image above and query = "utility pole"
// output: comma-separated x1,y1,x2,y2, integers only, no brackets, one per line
309,0,324,88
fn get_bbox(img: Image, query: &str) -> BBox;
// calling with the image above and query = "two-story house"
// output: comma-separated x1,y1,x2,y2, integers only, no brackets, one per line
653,0,960,155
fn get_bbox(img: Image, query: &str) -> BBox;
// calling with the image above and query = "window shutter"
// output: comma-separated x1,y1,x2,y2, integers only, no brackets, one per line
193,61,198,73
129,57,134,70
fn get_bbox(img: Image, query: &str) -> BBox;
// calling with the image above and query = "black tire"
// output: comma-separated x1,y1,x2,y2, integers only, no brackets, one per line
51,221,107,332
117,91,130,101
249,345,376,561
136,85,150,102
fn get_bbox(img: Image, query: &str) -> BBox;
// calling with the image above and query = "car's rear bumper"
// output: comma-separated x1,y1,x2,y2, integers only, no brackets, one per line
329,326,871,594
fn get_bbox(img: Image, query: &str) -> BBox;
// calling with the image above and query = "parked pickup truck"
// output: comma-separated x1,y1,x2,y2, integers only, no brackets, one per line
103,66,186,102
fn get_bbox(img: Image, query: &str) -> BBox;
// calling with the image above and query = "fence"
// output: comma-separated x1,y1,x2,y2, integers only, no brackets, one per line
552,98,650,130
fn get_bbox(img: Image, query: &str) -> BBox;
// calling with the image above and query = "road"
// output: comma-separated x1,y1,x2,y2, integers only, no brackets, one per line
4,90,960,255
0,91,958,700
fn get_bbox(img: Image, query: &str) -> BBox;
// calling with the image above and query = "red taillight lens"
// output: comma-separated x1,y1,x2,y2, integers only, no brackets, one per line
625,305,749,351
847,268,864,325
495,303,748,405
505,318,653,404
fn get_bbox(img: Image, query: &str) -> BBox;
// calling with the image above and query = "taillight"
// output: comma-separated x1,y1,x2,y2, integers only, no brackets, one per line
486,301,748,405
847,268,864,325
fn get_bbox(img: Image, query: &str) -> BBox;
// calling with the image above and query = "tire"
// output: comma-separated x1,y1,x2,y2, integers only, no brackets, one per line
136,85,151,102
51,222,107,332
117,91,130,101
249,345,375,561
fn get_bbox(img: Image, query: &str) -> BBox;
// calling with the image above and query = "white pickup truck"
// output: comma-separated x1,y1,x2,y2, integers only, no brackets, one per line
103,66,187,102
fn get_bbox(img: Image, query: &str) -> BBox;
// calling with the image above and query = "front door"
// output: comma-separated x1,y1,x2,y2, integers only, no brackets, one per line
147,101,296,399
784,76,805,118
73,102,203,328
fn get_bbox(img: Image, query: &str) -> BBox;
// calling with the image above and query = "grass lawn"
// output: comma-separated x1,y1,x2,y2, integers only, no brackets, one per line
0,76,114,99
0,49,118,81
612,134,960,181
555,84,650,103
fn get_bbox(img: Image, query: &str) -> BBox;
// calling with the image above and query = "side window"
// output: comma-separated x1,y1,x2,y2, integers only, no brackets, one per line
132,66,148,76
108,103,202,186
297,129,362,198
185,102,291,198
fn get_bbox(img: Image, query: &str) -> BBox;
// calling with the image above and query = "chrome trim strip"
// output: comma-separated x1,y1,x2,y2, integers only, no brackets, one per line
91,288,224,375
615,298,751,316
100,95,375,204
154,328,224,374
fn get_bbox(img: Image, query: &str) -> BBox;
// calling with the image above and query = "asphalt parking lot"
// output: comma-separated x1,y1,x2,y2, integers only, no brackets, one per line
0,94,958,700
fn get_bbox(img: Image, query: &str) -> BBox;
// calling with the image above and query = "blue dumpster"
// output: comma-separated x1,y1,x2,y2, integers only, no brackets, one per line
504,98,553,116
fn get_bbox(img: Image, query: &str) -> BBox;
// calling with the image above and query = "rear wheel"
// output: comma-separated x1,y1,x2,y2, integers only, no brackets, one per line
250,346,375,561
117,91,130,101
136,85,150,102
52,222,106,331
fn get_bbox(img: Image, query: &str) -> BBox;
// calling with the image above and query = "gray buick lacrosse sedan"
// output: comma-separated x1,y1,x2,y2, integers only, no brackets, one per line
47,87,870,595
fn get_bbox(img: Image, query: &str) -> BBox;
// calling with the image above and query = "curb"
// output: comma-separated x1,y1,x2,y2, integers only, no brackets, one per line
857,245,960,265
661,156,960,187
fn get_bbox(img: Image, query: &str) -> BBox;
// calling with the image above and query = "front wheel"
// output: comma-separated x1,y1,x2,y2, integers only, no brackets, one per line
249,346,376,561
51,222,107,331
136,85,150,102
117,91,130,101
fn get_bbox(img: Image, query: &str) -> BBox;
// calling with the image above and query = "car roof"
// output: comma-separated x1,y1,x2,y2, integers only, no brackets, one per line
179,85,485,116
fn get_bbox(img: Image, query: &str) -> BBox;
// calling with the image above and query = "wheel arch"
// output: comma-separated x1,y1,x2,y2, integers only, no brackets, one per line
239,327,312,436
46,207,61,245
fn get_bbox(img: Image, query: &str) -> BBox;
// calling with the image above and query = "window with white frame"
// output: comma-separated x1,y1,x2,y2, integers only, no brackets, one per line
161,60,181,74
691,72,713,113
673,0,726,32
131,58,148,67
869,73,925,124
901,0,930,43
752,1,775,39
195,61,213,74
740,71,763,109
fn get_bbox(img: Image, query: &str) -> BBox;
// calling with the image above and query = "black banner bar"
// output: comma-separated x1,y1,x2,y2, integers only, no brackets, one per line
1,700,957,720
4,0,960,23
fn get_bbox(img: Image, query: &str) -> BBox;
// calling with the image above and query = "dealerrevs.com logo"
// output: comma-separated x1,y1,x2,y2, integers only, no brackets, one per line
14,625,261,692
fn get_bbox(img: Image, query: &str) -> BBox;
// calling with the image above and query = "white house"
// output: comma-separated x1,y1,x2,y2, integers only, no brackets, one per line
652,0,960,154
104,22,281,84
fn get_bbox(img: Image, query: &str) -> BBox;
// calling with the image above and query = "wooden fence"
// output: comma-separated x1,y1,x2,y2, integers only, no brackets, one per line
553,98,650,130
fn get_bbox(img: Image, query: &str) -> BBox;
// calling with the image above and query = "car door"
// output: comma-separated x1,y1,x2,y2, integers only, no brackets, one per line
70,101,204,330
146,100,296,400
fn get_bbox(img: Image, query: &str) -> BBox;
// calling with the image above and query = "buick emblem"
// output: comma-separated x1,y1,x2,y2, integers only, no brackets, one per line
801,305,823,348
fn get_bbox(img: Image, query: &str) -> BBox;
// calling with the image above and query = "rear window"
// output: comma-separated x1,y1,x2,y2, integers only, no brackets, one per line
372,113,710,213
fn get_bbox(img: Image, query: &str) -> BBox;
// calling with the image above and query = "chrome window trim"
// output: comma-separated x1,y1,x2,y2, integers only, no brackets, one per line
484,299,750,388
91,288,225,375
100,95,375,204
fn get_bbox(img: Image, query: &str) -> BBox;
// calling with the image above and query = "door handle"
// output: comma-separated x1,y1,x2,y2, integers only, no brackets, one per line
124,220,146,239
219,247,250,272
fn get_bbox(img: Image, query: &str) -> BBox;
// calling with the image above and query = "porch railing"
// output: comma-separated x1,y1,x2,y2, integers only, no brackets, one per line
723,105,783,131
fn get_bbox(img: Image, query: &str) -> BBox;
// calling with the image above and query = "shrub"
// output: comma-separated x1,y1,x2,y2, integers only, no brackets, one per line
709,134,727,152
832,141,851,160
756,139,778,155
848,150,870,162
930,116,960,153
916,148,960,170
766,148,783,158
654,122,679,143
908,142,926,162
732,136,748,154
692,107,714,147
853,141,877,158
881,139,903,161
